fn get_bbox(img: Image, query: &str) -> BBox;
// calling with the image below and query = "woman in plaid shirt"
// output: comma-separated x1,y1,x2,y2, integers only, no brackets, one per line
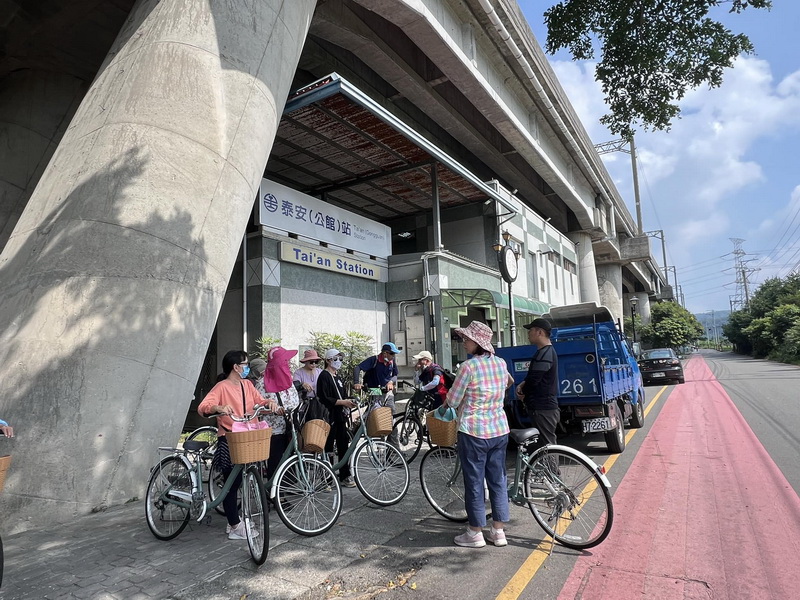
445,321,514,548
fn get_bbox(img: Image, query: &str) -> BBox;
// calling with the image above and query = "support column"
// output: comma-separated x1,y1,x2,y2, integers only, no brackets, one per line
0,0,316,529
596,264,624,323
0,70,88,252
634,291,651,326
567,231,601,304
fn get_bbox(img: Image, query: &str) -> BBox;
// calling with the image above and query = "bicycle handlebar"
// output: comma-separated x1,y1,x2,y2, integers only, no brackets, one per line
228,405,272,422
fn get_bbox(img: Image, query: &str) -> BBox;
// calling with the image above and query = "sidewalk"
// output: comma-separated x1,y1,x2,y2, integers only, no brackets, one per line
0,476,437,600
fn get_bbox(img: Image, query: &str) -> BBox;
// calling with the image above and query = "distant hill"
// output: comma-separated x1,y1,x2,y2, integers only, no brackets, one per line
694,310,730,338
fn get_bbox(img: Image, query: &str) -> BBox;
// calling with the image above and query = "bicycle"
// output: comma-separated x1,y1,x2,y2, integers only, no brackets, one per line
325,392,410,506
208,400,342,536
418,427,614,549
144,407,270,565
391,388,438,463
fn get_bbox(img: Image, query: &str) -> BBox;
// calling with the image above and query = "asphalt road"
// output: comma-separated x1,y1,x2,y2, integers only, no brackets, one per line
701,350,800,495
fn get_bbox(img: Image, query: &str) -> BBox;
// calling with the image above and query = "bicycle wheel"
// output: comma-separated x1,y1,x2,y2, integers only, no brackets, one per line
208,459,241,516
391,416,425,464
352,439,409,506
186,426,218,483
524,447,613,549
274,455,342,536
242,465,269,565
145,456,191,540
419,446,468,522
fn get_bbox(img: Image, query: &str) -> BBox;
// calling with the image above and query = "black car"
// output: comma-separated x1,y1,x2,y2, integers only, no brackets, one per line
638,348,685,385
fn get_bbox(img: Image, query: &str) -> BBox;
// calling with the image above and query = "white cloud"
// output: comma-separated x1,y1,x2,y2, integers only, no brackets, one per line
546,54,800,310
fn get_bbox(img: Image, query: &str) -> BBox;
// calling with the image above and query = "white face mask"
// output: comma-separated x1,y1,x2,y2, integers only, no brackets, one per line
330,358,343,370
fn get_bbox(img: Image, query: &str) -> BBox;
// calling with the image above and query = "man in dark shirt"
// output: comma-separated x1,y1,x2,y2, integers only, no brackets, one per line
515,318,559,448
354,342,400,446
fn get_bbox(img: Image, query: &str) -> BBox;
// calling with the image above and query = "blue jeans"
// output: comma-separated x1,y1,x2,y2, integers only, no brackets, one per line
456,431,510,528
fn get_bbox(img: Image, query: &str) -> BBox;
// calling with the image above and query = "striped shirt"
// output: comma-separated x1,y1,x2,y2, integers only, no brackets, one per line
445,353,511,439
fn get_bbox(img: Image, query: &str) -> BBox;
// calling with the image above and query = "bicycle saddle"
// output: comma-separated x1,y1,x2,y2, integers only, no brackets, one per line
509,428,540,445
183,440,210,451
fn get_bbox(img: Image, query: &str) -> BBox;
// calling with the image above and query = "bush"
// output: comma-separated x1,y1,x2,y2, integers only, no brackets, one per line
307,331,374,392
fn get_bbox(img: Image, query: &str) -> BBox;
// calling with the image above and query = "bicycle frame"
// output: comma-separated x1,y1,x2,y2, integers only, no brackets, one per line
434,441,610,506
152,446,244,520
266,408,318,498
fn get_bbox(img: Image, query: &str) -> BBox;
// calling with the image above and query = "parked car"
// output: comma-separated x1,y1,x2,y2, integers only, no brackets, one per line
638,348,684,385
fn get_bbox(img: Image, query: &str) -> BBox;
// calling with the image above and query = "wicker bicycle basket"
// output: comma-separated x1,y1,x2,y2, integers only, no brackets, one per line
367,406,393,437
227,428,272,464
302,419,331,453
0,454,11,493
426,410,458,447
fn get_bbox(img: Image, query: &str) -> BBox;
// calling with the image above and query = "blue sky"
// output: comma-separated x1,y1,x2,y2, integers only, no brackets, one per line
518,1,800,316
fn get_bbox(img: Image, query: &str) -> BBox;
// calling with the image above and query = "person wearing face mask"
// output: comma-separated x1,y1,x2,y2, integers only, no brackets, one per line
354,342,400,447
198,349,279,540
412,350,447,410
317,348,358,487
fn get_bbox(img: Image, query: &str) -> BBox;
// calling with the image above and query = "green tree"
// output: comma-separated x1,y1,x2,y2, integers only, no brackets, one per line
639,301,703,349
742,316,774,358
722,309,753,354
543,0,772,137
307,331,374,392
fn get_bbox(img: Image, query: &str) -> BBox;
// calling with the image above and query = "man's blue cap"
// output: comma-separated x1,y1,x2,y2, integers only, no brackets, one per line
381,342,400,354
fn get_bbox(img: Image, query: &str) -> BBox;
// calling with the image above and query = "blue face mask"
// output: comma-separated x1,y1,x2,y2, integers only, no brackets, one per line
240,366,250,378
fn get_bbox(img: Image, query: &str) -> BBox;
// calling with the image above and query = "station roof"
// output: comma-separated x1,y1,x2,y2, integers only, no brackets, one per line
266,73,517,223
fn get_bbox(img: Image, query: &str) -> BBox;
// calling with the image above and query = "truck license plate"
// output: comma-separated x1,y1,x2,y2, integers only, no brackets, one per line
583,417,611,433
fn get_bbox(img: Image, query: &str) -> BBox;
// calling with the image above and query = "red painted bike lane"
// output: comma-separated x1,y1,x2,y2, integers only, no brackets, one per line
558,355,800,600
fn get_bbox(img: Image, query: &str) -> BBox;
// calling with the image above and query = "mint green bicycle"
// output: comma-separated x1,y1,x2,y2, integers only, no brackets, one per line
145,407,270,564
419,427,613,549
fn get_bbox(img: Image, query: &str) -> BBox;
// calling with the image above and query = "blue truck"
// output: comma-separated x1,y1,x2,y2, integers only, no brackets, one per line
496,302,645,453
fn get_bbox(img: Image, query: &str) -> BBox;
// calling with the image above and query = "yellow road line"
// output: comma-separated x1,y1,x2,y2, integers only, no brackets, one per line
495,386,669,600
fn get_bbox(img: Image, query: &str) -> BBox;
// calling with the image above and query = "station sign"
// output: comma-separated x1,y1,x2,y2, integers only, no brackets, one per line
259,179,392,258
280,242,382,281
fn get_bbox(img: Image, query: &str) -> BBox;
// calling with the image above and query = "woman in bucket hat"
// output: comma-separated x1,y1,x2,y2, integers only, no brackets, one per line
444,321,514,548
293,349,323,401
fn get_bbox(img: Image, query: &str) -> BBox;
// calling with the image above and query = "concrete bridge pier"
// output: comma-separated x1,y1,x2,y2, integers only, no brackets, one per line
596,263,624,323
0,70,88,252
0,0,316,529
567,231,601,305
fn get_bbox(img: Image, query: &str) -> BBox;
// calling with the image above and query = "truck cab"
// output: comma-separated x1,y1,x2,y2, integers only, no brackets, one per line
496,302,645,453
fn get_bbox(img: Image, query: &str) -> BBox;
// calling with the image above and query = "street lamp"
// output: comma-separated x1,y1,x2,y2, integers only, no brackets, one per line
629,296,638,345
494,230,520,346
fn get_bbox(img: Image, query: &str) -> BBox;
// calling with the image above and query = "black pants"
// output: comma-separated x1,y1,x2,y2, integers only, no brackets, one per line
216,436,242,527
266,432,289,481
527,406,560,451
325,419,351,480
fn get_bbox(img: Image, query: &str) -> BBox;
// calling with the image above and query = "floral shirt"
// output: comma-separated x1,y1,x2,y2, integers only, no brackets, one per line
254,378,299,435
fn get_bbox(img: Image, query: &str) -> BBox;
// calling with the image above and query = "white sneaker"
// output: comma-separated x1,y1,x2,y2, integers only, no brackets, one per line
227,521,258,540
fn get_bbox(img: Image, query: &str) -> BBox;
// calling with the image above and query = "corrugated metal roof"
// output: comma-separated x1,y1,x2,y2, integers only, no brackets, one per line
266,74,512,222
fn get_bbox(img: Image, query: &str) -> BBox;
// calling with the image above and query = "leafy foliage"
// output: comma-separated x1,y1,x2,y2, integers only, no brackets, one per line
252,336,281,359
639,301,704,349
723,274,800,362
306,331,374,391
543,0,772,137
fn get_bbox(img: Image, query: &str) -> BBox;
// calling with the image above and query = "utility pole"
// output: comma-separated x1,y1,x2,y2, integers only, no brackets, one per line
630,138,643,235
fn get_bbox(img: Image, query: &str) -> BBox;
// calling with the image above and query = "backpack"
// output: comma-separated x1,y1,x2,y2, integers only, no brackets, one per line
442,368,456,390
